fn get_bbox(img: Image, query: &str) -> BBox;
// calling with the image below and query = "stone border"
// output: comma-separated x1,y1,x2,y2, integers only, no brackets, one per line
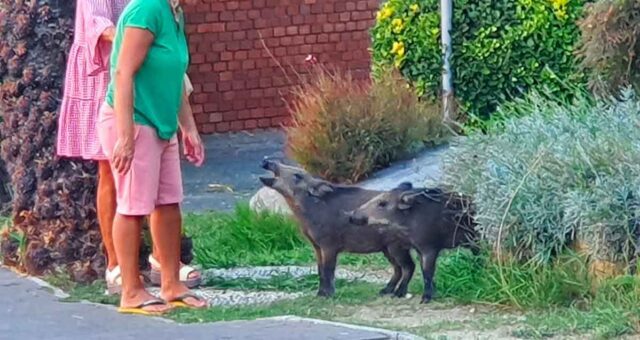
267,316,425,340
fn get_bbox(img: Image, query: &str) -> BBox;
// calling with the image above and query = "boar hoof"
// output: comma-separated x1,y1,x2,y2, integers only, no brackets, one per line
378,287,394,296
420,295,432,304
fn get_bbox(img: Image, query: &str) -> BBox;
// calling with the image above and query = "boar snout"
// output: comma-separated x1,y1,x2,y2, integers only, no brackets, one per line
349,213,369,226
261,158,277,171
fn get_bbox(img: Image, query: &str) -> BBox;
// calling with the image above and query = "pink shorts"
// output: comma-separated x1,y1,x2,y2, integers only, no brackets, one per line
97,104,183,216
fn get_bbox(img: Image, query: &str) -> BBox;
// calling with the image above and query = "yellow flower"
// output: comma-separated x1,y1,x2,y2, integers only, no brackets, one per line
551,0,569,19
391,41,405,57
376,5,394,21
391,18,404,33
410,4,419,13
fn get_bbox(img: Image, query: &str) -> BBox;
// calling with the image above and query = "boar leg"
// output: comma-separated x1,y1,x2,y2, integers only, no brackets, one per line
380,248,402,295
317,248,338,297
312,244,325,295
419,248,440,304
390,246,414,298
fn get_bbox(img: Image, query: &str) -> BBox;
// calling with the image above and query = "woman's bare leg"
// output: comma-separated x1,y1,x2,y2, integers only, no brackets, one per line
114,213,171,312
150,204,206,307
97,161,118,270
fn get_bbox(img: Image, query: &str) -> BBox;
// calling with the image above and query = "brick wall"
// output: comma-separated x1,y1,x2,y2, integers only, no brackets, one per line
183,0,378,133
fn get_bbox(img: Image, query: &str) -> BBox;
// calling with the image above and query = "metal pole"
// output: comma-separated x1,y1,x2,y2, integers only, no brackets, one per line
441,0,453,121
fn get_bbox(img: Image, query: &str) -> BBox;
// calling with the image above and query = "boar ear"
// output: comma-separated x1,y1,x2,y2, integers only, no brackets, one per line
398,191,420,210
309,182,334,197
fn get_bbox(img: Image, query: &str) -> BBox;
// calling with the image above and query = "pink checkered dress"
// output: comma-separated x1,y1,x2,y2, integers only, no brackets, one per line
56,0,129,160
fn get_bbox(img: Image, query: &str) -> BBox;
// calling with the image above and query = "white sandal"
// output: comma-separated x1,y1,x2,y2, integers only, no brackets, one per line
148,255,202,288
105,266,123,295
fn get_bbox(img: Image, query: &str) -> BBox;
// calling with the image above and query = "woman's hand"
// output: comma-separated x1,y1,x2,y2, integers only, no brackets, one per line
182,128,204,167
112,129,135,175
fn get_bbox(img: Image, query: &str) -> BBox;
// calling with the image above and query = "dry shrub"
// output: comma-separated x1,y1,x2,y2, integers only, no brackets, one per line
286,68,447,183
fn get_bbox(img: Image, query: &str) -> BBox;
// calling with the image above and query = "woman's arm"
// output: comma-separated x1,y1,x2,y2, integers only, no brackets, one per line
178,78,205,167
111,27,154,174
84,0,116,74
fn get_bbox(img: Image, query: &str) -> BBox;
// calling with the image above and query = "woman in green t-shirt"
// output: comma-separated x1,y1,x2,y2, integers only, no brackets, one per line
97,0,206,315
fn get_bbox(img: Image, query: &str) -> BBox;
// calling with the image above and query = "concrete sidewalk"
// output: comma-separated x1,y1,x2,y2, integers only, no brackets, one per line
0,268,417,340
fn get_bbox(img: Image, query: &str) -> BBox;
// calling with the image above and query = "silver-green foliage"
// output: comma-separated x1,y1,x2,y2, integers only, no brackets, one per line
443,89,640,264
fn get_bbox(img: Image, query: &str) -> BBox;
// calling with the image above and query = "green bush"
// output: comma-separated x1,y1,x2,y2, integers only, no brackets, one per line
371,0,587,119
442,88,640,265
286,67,447,183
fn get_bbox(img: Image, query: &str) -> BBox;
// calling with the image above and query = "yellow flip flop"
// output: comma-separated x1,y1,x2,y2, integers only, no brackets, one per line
168,293,208,309
117,299,172,316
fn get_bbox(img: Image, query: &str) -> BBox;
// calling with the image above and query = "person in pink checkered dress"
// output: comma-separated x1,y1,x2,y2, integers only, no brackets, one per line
56,0,201,295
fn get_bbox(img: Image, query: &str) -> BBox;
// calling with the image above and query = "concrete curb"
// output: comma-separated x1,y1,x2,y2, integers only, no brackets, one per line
267,316,425,340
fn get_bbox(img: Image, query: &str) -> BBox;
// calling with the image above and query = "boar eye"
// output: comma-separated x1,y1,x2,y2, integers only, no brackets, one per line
294,173,304,182
377,201,388,208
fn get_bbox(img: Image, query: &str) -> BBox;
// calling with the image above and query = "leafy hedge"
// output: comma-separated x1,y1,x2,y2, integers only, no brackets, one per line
442,89,640,266
371,0,587,119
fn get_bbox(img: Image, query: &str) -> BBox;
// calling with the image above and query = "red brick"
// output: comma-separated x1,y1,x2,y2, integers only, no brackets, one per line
253,0,266,8
191,53,205,64
216,122,230,133
335,2,346,11
249,50,262,59
328,13,339,22
219,101,233,111
254,18,268,28
310,3,322,14
287,6,299,15
346,22,357,31
242,60,256,69
227,41,241,51
329,33,340,42
274,27,286,37
220,11,234,22
286,26,298,35
238,110,252,120
300,4,311,15
318,34,329,43
213,62,227,72
251,108,264,118
221,52,233,61
259,78,273,88
275,47,286,56
232,31,246,40
218,81,232,92
230,121,245,131
232,80,245,90
240,0,252,10
323,3,334,13
203,82,217,93
227,22,241,31
357,21,369,30
292,36,305,45
346,2,357,11
317,14,328,23
197,23,225,33
281,36,293,46
299,25,311,35
335,23,346,32
258,119,271,128
286,46,299,55
210,113,223,123
245,119,258,129
201,123,216,134
234,11,247,21
195,113,208,124
234,51,248,59
219,32,233,42
195,3,210,12
220,72,233,81
305,35,317,44
240,40,254,50
192,104,204,114
300,44,312,54
211,2,225,11
271,116,288,126
266,38,280,47
193,93,208,104
223,111,238,121
233,100,247,110
228,61,241,70
323,23,335,32
205,13,219,22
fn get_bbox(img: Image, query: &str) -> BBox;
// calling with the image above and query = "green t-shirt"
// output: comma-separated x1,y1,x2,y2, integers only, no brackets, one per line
105,0,189,140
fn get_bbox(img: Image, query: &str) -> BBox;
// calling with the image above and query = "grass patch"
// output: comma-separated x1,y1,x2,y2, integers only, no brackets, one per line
184,203,388,269
46,273,119,305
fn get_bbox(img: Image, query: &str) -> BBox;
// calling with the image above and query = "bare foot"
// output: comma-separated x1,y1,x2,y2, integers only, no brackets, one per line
161,283,208,309
120,288,173,313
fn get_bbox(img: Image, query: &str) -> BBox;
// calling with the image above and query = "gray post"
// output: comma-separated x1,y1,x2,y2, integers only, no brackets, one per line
441,0,453,121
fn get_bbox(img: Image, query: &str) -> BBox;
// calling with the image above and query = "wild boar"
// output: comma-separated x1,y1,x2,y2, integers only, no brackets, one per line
349,184,478,303
259,158,416,298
